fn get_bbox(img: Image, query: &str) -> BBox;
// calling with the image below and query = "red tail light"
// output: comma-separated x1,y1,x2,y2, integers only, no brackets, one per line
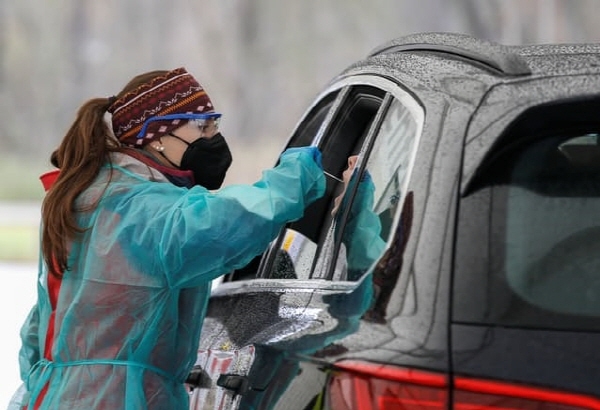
328,360,448,409
454,377,600,410
328,360,600,410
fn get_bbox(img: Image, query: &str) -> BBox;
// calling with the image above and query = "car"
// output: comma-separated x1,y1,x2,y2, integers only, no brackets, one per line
187,32,600,409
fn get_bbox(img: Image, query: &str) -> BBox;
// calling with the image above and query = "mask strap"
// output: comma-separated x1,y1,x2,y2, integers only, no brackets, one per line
156,135,185,168
158,152,180,169
168,132,190,146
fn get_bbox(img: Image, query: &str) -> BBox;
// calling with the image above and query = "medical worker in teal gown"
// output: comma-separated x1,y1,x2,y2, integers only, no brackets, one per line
10,67,325,410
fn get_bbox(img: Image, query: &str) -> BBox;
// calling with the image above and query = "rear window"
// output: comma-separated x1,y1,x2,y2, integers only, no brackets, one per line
454,102,600,331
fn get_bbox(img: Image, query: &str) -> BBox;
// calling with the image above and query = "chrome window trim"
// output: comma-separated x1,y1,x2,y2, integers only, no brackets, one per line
211,276,370,297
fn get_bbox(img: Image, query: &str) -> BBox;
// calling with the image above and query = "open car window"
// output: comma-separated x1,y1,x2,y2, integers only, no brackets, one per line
221,89,341,282
224,80,423,283
260,85,385,280
263,86,423,282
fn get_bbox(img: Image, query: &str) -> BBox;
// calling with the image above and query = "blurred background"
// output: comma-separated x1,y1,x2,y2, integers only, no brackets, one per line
2,0,600,405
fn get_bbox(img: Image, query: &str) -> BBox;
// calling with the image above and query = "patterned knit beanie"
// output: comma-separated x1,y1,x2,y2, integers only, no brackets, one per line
107,67,215,147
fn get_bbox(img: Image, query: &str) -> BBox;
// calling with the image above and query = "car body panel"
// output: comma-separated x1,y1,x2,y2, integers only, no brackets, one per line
452,325,600,398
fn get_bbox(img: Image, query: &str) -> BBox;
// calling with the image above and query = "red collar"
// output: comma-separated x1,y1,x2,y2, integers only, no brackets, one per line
40,169,60,191
124,148,194,181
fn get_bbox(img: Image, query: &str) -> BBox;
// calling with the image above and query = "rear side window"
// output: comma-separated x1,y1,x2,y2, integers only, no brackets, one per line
504,135,600,316
454,101,600,331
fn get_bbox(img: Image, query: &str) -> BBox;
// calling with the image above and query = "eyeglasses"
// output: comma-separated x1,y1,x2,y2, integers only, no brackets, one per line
136,113,222,139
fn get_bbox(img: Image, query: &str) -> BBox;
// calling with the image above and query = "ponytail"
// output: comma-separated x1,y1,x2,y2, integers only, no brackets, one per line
42,70,170,278
41,97,123,277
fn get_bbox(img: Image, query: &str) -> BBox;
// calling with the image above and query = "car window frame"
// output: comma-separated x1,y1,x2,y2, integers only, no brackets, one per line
225,75,425,288
257,83,386,280
264,76,425,283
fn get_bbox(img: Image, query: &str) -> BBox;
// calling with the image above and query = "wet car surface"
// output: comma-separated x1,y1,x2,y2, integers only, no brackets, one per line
188,32,600,409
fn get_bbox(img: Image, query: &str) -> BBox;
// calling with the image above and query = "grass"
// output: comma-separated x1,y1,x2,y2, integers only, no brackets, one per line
0,155,45,262
0,226,39,262
0,154,49,201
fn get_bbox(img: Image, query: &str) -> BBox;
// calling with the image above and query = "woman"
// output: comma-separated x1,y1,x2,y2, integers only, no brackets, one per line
11,67,325,409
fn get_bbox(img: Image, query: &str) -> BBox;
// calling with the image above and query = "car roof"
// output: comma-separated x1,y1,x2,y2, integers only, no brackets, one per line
333,32,600,105
370,32,600,77
370,32,532,76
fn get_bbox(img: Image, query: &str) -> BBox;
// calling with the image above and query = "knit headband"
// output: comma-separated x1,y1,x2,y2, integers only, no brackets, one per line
108,67,215,147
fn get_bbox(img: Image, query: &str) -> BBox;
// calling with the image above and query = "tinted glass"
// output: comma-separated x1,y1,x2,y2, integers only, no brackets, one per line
455,131,600,330
505,134,600,316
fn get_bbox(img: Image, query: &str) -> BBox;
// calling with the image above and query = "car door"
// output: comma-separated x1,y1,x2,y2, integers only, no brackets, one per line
188,75,424,410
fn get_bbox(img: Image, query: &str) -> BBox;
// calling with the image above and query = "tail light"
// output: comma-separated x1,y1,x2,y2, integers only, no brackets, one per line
455,377,600,410
328,360,600,409
328,360,448,409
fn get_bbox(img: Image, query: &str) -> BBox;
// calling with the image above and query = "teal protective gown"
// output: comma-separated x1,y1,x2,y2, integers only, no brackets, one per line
15,148,325,409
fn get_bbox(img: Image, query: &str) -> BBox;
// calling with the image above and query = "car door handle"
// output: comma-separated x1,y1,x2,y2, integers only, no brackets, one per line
217,373,264,395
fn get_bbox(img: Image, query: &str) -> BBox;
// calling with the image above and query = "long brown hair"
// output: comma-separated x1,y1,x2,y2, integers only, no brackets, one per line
42,70,169,277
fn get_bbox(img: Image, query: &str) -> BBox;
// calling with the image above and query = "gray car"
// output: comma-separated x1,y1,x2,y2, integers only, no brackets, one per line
188,32,600,409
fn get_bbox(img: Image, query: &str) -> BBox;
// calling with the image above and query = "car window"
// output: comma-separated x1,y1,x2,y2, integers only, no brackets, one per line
455,126,600,330
505,135,600,315
263,90,423,283
287,90,340,148
222,90,340,282
288,86,385,245
317,97,421,281
260,85,385,280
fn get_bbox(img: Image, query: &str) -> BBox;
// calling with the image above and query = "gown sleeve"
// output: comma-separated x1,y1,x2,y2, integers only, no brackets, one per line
18,304,40,381
12,304,40,408
109,147,326,289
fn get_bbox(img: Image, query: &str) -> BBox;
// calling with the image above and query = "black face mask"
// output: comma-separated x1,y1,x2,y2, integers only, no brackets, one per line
164,132,233,189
